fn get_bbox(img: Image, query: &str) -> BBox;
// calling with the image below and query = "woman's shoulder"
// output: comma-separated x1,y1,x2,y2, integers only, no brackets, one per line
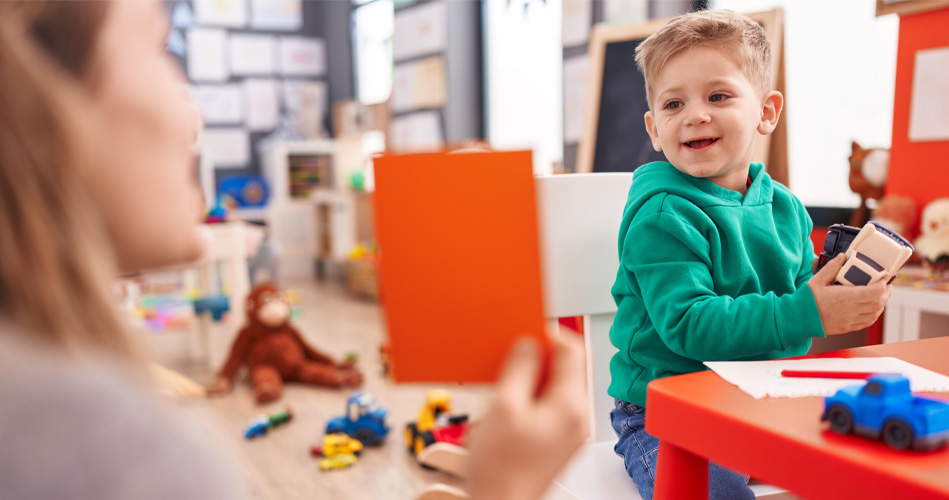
0,332,244,500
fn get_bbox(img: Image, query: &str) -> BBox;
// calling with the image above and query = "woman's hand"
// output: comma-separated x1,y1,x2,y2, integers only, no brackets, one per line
205,376,231,395
467,334,589,500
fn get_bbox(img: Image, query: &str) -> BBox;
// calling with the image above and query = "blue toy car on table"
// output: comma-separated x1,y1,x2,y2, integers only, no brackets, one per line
325,393,390,446
822,374,949,451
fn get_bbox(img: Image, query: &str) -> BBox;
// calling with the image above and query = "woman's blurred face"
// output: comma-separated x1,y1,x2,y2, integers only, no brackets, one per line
83,0,204,272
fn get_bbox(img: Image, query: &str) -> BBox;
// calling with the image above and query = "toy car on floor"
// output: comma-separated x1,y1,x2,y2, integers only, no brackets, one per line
311,433,363,471
822,374,949,451
325,392,390,446
244,407,293,439
405,390,470,458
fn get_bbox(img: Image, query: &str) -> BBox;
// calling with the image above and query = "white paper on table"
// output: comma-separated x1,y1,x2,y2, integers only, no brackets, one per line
229,33,277,75
195,85,243,124
393,1,447,62
194,0,248,28
563,55,590,144
389,111,443,151
705,357,949,399
202,128,249,168
391,56,448,113
909,46,949,142
243,79,279,131
250,0,302,31
603,0,647,25
562,0,591,47
278,36,326,76
187,28,229,82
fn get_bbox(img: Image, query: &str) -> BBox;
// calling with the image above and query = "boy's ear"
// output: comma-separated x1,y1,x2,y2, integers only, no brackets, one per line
644,111,662,152
756,90,784,135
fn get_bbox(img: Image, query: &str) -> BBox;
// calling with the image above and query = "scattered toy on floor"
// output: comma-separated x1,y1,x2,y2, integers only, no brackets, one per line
405,390,470,459
311,433,363,471
325,392,390,446
207,283,363,404
244,406,294,439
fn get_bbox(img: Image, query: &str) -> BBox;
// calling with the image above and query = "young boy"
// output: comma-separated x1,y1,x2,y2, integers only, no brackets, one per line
608,10,892,500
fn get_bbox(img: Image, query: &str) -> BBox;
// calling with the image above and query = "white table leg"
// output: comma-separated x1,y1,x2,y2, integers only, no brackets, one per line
883,305,903,344
901,306,922,342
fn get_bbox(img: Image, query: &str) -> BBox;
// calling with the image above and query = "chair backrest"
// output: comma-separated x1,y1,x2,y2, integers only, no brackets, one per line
536,172,634,442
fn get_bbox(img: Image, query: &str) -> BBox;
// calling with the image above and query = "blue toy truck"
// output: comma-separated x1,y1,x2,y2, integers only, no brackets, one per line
822,374,949,451
325,393,390,446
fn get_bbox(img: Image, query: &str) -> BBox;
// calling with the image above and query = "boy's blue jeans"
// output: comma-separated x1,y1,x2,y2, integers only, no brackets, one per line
610,399,755,500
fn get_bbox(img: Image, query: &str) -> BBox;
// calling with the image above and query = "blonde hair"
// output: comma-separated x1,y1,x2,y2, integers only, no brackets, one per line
635,9,772,108
0,2,140,359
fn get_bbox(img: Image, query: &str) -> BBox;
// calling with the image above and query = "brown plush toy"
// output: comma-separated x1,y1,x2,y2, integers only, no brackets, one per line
207,283,362,404
848,141,889,227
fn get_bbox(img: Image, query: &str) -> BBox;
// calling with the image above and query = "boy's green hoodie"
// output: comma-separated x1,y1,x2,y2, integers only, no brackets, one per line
608,161,825,407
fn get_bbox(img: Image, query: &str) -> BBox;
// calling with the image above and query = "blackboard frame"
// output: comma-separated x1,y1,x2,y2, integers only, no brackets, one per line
576,9,787,186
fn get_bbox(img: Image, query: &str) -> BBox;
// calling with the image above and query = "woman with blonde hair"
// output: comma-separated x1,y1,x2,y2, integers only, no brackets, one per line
0,2,587,498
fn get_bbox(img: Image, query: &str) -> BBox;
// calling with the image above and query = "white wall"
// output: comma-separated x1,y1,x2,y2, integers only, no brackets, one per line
712,0,899,207
484,0,564,175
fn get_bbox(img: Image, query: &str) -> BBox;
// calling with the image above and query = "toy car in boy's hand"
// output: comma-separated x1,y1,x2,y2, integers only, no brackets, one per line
822,374,949,451
816,222,914,286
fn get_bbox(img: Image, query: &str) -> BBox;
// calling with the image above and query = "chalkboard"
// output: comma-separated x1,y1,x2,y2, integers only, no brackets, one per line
593,37,667,173
577,9,787,185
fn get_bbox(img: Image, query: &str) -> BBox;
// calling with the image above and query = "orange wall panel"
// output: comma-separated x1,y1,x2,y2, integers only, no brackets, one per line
887,7,949,211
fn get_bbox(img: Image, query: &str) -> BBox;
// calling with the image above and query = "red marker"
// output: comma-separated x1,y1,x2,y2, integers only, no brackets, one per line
779,370,895,380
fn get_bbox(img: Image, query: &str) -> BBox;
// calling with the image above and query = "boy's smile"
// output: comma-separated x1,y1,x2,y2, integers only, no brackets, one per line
643,45,782,193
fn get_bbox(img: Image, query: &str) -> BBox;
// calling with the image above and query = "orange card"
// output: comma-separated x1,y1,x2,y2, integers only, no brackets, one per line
372,150,548,383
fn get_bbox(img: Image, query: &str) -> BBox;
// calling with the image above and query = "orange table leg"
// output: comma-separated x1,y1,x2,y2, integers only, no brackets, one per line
654,440,708,500
866,315,883,345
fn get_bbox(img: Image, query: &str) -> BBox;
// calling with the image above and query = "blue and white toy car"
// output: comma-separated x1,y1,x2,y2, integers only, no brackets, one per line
325,393,390,446
822,374,949,451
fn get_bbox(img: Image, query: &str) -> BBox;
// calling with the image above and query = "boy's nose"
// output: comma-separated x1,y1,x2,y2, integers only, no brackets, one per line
684,105,711,126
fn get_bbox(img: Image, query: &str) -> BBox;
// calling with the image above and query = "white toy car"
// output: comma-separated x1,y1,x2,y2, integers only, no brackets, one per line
833,222,914,286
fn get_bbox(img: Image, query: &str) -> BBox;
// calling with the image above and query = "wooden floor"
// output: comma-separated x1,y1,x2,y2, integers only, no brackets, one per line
156,279,491,500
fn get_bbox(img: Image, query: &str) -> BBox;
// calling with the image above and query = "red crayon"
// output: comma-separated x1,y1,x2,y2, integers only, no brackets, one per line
779,370,894,380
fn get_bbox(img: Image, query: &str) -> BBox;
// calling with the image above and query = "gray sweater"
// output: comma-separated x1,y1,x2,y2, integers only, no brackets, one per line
0,333,244,500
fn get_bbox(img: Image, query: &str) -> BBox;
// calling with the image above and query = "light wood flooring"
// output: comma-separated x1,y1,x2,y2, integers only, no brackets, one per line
155,279,491,500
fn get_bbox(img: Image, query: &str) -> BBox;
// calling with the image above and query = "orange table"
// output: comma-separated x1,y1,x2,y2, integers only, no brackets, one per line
646,337,949,500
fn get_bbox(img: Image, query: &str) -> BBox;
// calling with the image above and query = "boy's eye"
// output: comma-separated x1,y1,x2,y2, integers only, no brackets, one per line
710,94,727,102
664,101,682,110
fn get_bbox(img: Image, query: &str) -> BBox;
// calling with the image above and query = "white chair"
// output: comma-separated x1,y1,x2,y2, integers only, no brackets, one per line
535,173,793,500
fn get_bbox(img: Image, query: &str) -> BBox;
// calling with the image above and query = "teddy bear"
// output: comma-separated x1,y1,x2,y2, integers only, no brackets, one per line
914,198,949,275
207,283,362,404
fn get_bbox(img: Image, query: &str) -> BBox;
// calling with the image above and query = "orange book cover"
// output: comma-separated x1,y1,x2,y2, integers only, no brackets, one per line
372,150,548,383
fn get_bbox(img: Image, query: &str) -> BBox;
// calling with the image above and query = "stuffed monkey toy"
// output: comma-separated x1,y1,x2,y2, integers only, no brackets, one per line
207,283,362,404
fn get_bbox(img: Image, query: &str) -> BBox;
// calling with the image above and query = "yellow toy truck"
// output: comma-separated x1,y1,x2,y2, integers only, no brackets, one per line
405,390,470,457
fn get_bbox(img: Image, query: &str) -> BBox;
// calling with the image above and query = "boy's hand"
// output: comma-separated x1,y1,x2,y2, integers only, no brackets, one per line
808,254,892,335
